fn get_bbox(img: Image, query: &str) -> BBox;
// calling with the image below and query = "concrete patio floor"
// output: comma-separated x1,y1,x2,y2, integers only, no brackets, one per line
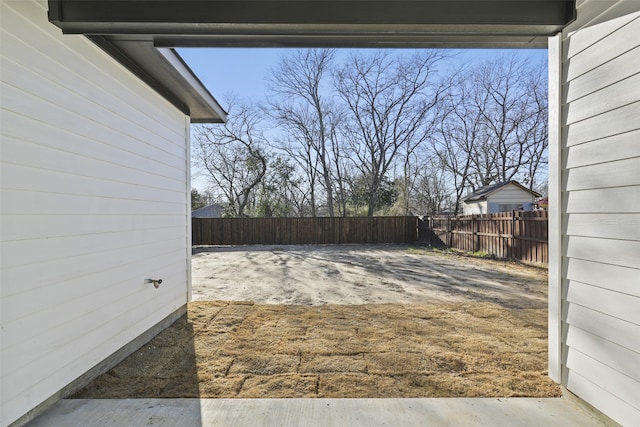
28,396,615,426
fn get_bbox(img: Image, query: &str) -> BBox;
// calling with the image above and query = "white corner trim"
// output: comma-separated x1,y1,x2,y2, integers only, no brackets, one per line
547,33,563,384
185,116,193,302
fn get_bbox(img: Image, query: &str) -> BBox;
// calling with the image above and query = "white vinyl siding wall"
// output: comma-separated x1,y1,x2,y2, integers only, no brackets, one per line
0,1,190,425
558,3,640,425
462,185,536,215
462,200,487,215
487,186,536,205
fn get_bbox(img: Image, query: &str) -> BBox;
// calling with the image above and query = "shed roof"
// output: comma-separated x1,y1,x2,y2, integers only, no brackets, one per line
462,181,541,202
192,204,224,218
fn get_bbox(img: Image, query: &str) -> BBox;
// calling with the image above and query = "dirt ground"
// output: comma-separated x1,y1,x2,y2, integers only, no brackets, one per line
191,245,548,309
75,245,559,399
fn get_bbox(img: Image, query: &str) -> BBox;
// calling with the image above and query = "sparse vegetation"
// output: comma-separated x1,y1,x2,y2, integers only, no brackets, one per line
75,246,554,399
74,301,559,399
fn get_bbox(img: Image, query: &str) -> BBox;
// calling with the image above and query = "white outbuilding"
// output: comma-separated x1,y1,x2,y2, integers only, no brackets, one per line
461,181,542,215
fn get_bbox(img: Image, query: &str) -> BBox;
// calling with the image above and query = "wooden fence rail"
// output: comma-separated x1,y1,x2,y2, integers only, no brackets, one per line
192,216,418,246
193,213,547,264
418,211,548,264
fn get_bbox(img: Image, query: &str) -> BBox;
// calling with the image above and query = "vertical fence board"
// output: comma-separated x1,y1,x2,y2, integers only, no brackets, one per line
192,216,418,246
425,211,547,264
192,213,546,263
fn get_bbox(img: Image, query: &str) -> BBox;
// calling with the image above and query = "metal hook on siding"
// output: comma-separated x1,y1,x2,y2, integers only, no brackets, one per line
145,278,162,289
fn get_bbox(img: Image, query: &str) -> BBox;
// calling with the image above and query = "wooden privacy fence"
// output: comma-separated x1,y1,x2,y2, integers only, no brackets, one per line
419,211,548,264
192,216,418,246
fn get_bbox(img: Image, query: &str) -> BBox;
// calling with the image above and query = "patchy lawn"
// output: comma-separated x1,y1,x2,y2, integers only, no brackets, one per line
74,246,559,399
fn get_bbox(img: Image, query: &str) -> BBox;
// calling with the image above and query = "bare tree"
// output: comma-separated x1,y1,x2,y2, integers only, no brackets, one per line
267,49,340,216
435,54,548,213
328,108,351,216
255,156,309,217
193,101,268,217
470,55,548,188
268,111,320,216
436,78,488,214
413,157,453,216
335,51,448,216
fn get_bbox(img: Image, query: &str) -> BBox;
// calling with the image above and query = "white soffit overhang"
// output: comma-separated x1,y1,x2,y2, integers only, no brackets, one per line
48,0,577,123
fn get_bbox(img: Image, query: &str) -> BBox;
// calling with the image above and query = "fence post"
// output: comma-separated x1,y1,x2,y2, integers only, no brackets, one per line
472,215,477,252
410,216,417,243
511,211,517,260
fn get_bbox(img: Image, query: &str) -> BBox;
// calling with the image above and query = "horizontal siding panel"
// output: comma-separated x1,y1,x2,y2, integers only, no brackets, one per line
1,1,191,424
2,118,185,186
0,0,185,134
561,7,640,425
0,60,185,161
2,271,186,377
565,73,640,125
487,188,536,203
564,368,640,427
565,213,640,241
0,28,183,142
1,190,186,216
564,0,638,34
589,1,640,28
566,46,640,102
565,348,640,409
2,248,186,324
564,10,638,58
2,110,184,176
564,156,640,191
2,137,185,193
0,89,185,173
1,214,181,242
2,228,185,271
3,161,183,202
564,129,640,168
566,326,640,382
564,101,640,146
564,186,640,213
565,235,640,269
566,280,640,325
2,295,186,418
565,258,639,297
565,303,640,354
2,163,184,206
1,242,186,302
2,238,186,302
565,15,639,80
1,82,186,162
563,0,610,34
2,262,186,351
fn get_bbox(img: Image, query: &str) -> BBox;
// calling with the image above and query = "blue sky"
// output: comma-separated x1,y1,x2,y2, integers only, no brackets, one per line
178,48,548,110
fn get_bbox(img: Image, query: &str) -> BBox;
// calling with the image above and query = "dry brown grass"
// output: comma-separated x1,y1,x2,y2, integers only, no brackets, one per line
74,300,560,399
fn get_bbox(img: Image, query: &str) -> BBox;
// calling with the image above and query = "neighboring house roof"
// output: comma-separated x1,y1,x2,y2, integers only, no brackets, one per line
192,204,223,218
462,181,541,202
